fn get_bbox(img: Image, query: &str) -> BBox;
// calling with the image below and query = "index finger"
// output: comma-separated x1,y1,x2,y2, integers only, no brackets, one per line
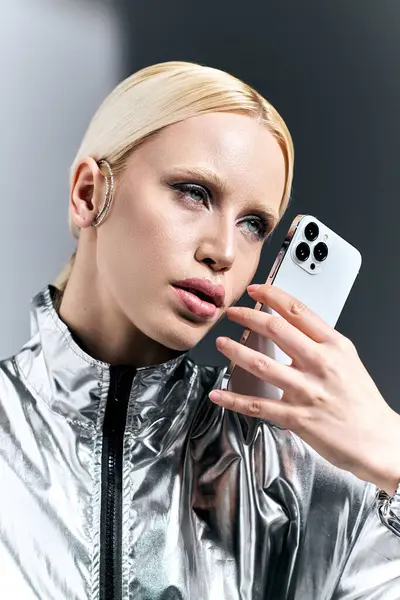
247,284,335,344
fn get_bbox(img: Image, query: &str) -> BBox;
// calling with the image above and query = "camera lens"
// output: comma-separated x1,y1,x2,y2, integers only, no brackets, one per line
295,242,310,262
313,242,328,262
304,222,319,242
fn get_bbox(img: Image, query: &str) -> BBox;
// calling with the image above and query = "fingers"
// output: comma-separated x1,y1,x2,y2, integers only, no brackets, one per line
248,284,335,344
216,336,303,393
226,305,319,367
208,388,299,431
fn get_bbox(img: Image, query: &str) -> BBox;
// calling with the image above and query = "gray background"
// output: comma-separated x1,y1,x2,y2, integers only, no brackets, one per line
0,0,121,354
2,1,399,411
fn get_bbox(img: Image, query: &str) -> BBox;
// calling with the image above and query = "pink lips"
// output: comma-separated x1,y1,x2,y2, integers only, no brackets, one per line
172,278,225,319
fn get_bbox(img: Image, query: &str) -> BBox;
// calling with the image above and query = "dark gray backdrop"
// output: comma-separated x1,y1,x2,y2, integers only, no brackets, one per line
117,0,400,411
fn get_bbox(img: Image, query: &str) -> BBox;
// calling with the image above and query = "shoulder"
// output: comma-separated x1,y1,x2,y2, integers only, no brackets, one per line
0,353,25,435
0,354,21,401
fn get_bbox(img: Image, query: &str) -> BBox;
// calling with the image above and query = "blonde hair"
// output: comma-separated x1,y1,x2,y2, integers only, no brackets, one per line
54,61,294,291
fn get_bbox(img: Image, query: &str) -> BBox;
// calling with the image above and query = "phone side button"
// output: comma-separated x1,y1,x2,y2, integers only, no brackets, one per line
269,249,285,282
221,375,230,391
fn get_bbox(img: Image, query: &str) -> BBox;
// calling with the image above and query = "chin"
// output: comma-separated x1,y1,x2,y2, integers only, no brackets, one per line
162,332,205,353
159,320,211,353
146,307,217,353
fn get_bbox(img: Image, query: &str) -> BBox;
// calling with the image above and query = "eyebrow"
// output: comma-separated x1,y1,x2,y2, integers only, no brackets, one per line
167,165,280,228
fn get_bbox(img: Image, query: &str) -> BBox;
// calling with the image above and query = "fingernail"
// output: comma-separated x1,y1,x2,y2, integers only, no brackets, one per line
247,284,261,293
209,390,222,402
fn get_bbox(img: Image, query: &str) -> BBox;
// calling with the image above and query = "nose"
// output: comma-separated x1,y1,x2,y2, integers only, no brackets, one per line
195,216,236,272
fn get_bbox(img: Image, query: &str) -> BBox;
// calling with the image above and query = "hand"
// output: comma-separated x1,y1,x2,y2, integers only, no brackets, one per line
209,283,400,495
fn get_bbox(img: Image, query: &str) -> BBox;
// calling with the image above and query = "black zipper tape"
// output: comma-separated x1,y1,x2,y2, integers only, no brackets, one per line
100,366,135,600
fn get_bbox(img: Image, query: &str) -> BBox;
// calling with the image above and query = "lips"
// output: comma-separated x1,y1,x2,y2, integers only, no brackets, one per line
172,278,225,320
172,278,225,308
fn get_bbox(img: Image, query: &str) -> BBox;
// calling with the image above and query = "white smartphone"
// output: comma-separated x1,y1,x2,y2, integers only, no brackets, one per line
222,214,362,399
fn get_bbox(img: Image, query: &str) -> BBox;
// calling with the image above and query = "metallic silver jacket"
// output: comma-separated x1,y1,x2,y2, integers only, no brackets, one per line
1,286,400,600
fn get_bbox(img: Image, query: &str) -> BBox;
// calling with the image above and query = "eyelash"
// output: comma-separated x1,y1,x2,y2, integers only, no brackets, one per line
171,183,270,241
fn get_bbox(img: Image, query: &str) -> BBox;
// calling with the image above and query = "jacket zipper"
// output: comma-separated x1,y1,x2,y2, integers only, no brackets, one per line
100,365,135,600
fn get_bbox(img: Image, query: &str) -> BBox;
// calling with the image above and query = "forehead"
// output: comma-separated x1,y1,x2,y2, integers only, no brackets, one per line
131,112,286,215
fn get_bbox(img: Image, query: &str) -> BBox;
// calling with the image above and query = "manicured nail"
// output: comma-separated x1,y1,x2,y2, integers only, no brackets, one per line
247,284,261,293
209,390,222,402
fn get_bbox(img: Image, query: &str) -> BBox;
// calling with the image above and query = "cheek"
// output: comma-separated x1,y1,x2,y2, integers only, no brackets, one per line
96,189,194,283
227,251,261,306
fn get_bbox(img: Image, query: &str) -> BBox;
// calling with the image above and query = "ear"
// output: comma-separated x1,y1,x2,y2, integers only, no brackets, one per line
70,158,105,229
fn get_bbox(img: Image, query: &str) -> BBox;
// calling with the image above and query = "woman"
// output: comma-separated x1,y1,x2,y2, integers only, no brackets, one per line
0,61,399,600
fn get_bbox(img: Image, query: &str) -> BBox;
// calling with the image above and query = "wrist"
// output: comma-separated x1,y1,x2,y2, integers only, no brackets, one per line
369,409,400,495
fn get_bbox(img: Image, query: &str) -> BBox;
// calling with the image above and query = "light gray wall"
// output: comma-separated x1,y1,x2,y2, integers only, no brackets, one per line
0,0,122,358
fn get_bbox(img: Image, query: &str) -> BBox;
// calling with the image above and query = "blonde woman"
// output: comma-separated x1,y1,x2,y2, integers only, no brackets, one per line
0,61,399,600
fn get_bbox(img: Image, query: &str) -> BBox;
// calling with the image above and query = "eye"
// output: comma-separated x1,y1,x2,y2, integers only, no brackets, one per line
172,183,210,206
172,182,272,242
240,216,270,241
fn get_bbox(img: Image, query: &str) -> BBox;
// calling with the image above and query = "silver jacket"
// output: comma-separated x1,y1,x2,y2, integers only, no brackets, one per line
1,286,400,600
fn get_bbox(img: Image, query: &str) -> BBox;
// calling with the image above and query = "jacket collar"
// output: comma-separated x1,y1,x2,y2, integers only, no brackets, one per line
16,286,191,428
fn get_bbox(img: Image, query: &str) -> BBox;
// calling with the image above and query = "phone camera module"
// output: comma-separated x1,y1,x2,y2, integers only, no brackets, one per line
304,222,319,242
314,242,328,262
295,242,311,262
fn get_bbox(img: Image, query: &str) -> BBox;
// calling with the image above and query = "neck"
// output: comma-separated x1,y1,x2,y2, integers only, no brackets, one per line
57,253,182,369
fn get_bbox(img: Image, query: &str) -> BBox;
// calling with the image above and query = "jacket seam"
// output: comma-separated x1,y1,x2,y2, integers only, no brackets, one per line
90,384,107,600
14,356,96,432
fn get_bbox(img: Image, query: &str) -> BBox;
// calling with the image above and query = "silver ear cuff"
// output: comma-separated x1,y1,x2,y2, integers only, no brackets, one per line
92,160,115,228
